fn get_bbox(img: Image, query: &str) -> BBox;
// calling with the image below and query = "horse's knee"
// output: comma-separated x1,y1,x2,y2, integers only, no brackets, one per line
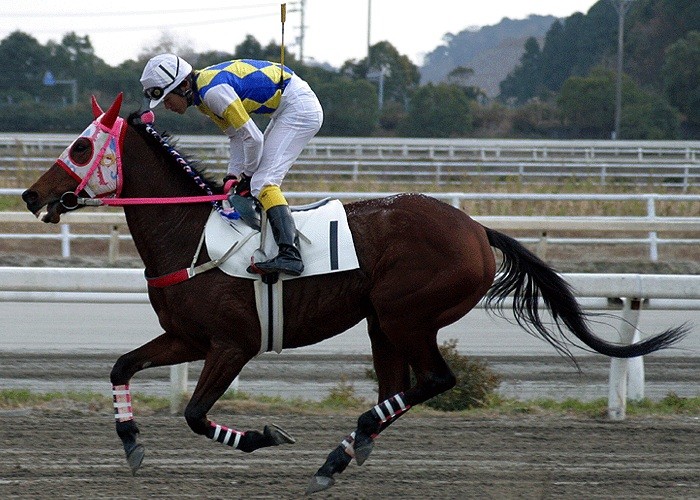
425,370,456,397
184,404,209,436
406,370,456,406
110,354,133,385
433,371,457,394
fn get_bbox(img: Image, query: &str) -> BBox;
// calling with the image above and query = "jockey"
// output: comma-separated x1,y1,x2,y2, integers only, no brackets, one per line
140,53,323,277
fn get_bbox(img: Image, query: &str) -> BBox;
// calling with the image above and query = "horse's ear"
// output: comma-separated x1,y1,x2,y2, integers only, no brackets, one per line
100,92,123,129
91,95,103,118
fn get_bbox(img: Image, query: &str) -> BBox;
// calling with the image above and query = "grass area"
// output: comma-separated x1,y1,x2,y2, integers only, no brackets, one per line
1,388,698,418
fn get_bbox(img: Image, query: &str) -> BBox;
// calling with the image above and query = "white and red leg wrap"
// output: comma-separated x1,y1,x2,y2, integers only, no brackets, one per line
112,384,133,422
372,392,410,424
210,422,245,448
340,431,356,457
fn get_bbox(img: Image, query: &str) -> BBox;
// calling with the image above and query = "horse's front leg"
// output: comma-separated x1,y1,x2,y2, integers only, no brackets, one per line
110,332,204,475
184,347,295,452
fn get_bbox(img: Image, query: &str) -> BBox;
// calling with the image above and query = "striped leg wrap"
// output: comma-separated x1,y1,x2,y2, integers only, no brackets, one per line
340,431,356,456
112,384,133,422
209,422,245,449
371,392,411,425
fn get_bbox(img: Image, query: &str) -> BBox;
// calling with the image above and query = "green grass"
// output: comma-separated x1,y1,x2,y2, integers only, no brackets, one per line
1,388,697,417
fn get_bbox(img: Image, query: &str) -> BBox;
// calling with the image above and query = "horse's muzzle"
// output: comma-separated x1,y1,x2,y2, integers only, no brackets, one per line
21,189,43,215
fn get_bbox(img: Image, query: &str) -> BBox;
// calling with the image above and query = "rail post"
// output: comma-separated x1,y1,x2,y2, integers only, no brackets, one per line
108,225,120,264
170,364,188,414
60,224,71,258
646,197,658,262
607,297,644,420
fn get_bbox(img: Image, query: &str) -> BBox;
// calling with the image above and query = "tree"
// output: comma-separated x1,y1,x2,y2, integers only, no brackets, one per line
626,0,700,88
558,68,679,139
0,31,51,99
662,31,700,125
499,37,543,104
315,78,379,136
233,35,265,60
399,83,473,137
500,3,619,104
341,41,420,109
446,66,485,101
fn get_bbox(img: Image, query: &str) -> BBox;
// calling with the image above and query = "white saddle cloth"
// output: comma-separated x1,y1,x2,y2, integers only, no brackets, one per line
204,199,359,280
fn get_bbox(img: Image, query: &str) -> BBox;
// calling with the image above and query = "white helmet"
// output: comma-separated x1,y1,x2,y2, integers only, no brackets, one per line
140,54,193,108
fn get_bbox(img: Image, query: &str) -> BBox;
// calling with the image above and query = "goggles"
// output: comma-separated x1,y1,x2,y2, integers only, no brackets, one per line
144,86,166,100
143,58,181,101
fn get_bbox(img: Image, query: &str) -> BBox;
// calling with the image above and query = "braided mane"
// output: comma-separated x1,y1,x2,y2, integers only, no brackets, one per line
126,112,223,194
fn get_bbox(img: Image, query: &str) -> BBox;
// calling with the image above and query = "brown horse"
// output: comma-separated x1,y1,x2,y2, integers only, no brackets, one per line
22,94,688,494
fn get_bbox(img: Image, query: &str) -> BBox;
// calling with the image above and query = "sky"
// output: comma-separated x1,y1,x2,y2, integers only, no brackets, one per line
2,1,600,68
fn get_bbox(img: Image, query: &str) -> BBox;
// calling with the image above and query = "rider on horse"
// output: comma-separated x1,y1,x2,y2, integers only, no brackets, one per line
140,53,324,276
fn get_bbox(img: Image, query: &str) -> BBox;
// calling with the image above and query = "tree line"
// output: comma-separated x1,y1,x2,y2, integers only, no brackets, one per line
0,0,697,139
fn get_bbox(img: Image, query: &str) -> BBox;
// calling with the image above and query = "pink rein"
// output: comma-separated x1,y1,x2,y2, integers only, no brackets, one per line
96,193,228,206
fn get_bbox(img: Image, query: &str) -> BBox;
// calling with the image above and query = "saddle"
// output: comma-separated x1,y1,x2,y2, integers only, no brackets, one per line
207,197,360,355
205,198,359,281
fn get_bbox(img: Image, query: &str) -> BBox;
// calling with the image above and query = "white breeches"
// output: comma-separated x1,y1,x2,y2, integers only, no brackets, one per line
242,75,323,197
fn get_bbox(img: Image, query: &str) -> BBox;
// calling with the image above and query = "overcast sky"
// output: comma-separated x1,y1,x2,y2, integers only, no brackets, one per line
2,1,600,68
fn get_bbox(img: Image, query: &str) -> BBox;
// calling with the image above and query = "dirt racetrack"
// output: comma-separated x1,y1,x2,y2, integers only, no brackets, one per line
1,409,698,499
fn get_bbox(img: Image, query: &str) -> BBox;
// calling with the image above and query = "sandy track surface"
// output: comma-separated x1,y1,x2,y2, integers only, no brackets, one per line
0,409,698,499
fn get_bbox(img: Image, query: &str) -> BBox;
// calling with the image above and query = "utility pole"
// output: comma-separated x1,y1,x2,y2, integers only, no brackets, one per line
610,0,635,140
367,0,372,66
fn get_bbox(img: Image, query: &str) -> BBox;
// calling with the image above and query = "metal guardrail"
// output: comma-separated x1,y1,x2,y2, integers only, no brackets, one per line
1,266,698,420
2,189,699,262
2,135,699,188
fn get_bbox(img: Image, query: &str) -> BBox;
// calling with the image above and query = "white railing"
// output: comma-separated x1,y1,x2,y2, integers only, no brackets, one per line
2,189,699,262
2,135,699,188
1,266,698,420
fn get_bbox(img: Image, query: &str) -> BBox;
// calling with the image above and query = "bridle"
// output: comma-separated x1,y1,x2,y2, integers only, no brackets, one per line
57,114,127,210
57,94,228,211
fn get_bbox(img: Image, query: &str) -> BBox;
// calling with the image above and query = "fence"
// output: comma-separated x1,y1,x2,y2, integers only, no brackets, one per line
2,135,699,188
1,266,698,420
2,189,699,262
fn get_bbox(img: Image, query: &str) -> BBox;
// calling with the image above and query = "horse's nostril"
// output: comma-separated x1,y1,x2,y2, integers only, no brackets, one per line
21,190,37,203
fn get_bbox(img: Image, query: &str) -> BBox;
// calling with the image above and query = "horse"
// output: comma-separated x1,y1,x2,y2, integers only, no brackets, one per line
21,93,689,494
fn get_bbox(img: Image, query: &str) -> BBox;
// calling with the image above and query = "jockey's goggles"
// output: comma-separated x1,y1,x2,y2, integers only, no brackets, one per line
142,59,181,101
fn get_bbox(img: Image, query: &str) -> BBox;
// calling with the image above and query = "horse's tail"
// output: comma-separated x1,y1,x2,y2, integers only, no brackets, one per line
483,226,688,360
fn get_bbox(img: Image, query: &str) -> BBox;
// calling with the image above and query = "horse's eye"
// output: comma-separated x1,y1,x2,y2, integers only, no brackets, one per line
69,138,94,166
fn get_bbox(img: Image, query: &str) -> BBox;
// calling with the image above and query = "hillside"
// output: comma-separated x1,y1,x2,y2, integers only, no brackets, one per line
420,15,557,97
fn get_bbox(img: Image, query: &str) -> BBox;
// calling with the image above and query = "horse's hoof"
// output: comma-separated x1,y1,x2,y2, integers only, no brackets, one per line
306,474,335,494
126,444,145,475
354,440,374,466
264,424,296,445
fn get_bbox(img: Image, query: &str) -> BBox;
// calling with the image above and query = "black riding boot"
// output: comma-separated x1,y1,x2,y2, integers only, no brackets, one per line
248,205,304,276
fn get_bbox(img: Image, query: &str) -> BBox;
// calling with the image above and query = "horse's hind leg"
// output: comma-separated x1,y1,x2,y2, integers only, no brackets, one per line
352,333,455,460
110,332,205,475
308,316,417,493
183,347,295,453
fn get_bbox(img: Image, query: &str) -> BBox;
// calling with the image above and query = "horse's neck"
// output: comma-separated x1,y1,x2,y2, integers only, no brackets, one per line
121,128,212,276
124,204,210,275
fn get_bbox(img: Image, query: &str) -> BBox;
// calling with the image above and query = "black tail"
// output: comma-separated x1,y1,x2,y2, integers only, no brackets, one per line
484,227,688,360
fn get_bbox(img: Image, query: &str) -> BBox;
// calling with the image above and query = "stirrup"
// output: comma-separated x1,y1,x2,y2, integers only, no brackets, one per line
228,194,261,230
247,253,303,277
